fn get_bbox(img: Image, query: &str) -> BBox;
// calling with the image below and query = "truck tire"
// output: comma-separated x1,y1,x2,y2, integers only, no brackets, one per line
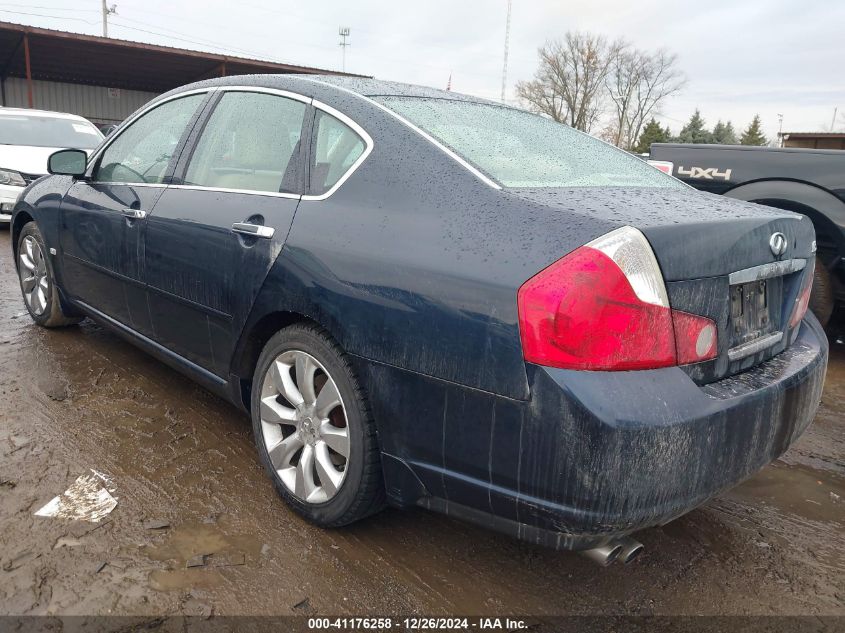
809,264,834,328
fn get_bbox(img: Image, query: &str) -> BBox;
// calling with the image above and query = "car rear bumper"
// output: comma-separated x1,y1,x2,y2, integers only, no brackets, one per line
410,314,828,550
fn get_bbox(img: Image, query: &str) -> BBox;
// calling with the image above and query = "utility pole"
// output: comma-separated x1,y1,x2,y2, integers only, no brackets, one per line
500,0,512,102
832,107,839,132
338,27,351,72
101,1,117,37
777,113,783,147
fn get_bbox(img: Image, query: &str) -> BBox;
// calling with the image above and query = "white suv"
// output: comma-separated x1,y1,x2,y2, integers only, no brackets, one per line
0,108,103,226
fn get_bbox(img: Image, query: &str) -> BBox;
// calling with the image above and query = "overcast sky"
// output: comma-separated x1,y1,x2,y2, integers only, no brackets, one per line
4,0,843,138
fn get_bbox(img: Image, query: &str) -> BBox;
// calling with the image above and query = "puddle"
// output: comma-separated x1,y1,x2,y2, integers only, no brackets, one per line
149,568,225,591
143,521,264,591
729,461,844,524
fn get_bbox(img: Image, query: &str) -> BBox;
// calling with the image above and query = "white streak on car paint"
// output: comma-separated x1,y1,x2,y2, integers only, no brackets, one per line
34,470,117,523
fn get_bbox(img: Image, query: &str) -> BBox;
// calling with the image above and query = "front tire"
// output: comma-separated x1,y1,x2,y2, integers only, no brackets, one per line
251,324,385,527
16,222,81,327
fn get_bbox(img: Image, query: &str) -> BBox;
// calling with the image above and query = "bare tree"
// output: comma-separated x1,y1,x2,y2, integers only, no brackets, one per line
516,32,623,132
607,48,686,149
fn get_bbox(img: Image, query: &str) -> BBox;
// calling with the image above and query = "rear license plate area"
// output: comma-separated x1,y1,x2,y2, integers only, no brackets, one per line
729,278,782,347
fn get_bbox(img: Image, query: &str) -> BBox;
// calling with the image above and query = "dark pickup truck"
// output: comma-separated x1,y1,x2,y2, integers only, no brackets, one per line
649,143,845,326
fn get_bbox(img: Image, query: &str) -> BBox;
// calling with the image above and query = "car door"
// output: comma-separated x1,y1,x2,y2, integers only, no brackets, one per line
142,88,310,377
59,91,210,329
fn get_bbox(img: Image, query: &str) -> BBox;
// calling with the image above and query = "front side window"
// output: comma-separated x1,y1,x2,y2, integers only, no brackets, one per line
184,92,306,194
373,96,685,189
0,114,103,149
94,93,205,184
309,110,366,196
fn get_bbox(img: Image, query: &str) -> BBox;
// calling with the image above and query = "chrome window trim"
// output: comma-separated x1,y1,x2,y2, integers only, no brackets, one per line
76,182,168,189
293,76,502,190
85,87,214,180
84,84,377,200
152,86,371,201
728,258,806,285
727,331,784,362
215,85,312,104
168,184,300,200
302,99,374,201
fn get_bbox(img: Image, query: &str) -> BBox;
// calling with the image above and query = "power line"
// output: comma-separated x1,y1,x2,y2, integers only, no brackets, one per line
110,16,285,61
0,8,99,24
0,7,507,85
109,26,288,64
0,2,98,12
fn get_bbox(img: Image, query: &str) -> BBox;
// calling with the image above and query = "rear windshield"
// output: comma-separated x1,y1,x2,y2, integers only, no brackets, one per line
373,96,683,189
0,114,103,149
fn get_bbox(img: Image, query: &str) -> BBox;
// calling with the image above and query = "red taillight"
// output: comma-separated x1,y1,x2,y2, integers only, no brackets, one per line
673,310,718,364
789,259,815,329
517,226,719,371
647,160,674,175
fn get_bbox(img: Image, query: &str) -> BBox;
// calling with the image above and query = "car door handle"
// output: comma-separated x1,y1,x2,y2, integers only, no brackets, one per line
122,208,147,220
232,222,275,239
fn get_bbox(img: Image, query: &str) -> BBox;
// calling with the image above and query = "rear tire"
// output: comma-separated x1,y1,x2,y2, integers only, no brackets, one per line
809,264,834,328
251,323,385,527
16,222,82,328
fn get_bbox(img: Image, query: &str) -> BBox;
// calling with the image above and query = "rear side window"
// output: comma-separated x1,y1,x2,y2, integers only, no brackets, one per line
184,92,307,194
95,94,204,184
309,110,366,196
373,96,684,189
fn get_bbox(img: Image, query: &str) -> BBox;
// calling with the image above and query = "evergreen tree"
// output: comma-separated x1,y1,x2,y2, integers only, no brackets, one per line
712,120,738,145
740,115,768,145
676,109,713,144
633,118,671,153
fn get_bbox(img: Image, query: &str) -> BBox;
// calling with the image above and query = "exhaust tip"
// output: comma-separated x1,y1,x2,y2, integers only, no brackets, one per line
618,537,645,564
580,543,623,567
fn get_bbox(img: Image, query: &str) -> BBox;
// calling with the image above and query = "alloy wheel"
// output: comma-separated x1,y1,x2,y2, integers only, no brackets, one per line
19,235,49,316
259,349,350,504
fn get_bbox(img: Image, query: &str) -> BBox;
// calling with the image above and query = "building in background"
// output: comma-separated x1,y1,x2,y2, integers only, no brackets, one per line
0,21,363,130
779,132,845,150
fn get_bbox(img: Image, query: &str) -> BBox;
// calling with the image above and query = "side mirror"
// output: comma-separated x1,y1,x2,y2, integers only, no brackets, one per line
48,149,87,177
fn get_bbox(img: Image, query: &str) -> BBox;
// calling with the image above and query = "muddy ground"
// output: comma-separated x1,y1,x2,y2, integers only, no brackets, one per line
0,229,843,618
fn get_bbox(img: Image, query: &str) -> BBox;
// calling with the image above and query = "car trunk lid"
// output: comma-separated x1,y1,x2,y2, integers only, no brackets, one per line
508,186,817,383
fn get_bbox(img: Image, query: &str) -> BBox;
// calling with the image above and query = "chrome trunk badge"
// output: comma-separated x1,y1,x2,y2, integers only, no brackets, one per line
769,232,788,257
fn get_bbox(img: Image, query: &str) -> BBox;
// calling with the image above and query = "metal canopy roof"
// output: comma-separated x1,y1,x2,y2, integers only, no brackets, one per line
0,21,363,93
781,132,845,139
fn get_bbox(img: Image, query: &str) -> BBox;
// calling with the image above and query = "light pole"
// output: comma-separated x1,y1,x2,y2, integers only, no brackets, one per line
338,27,351,73
101,1,117,37
500,0,512,102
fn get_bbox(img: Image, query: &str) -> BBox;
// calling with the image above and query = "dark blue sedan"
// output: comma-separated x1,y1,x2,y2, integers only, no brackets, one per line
10,76,828,566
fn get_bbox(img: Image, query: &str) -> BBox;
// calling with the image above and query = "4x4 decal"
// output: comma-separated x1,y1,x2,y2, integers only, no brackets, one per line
677,165,732,181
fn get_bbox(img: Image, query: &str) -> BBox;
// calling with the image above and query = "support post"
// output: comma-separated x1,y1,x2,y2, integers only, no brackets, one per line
23,32,32,108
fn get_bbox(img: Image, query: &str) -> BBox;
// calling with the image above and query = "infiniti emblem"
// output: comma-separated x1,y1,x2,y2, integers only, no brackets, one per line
769,232,788,257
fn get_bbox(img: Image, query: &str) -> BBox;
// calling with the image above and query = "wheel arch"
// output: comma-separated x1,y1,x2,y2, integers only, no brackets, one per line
11,209,35,260
230,309,342,410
